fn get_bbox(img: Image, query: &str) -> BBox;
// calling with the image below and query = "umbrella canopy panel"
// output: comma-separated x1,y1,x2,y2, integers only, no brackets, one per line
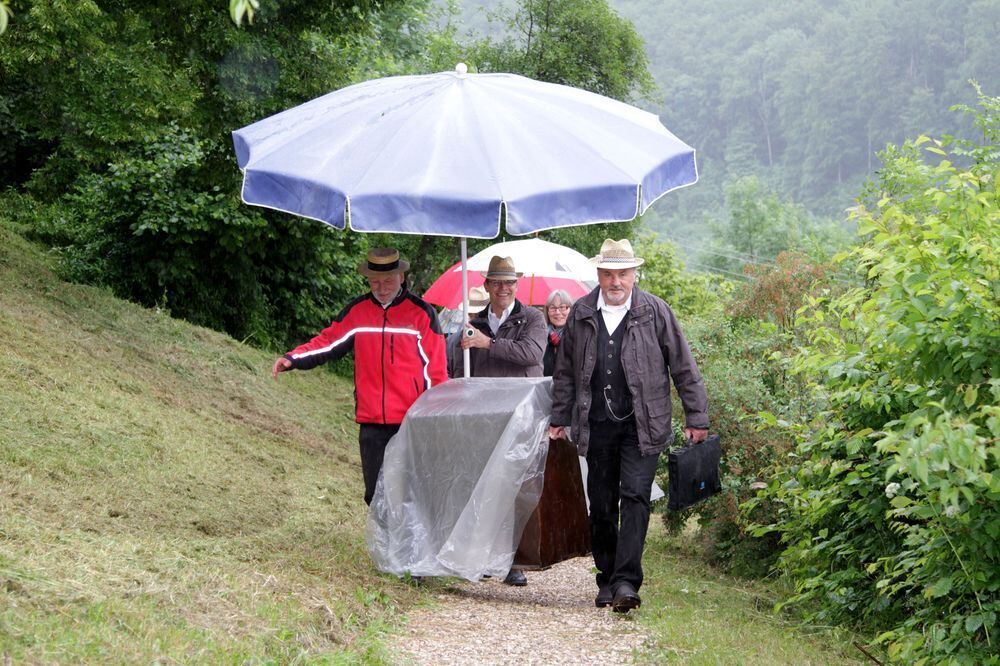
233,68,698,239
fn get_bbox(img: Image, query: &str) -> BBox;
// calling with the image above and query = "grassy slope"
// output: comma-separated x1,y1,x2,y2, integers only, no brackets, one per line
0,222,423,663
0,221,860,664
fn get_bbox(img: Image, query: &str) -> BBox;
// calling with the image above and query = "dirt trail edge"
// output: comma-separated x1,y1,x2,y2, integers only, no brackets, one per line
391,557,651,665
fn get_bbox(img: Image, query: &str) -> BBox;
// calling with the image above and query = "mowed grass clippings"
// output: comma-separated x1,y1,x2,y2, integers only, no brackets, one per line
633,523,863,665
0,223,422,663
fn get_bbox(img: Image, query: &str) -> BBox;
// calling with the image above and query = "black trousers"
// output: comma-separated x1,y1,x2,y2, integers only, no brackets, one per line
359,423,400,506
586,418,660,593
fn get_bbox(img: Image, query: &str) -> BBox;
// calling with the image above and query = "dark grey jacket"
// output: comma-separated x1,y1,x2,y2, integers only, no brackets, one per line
448,299,546,378
550,286,709,456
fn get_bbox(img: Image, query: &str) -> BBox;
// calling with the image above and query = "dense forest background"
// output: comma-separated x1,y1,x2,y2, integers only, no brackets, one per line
455,0,1000,274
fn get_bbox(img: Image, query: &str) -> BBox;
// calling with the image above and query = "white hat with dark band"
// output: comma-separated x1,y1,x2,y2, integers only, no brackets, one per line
590,239,644,269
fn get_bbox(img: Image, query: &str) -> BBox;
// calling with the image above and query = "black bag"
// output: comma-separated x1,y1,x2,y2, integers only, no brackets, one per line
667,434,722,511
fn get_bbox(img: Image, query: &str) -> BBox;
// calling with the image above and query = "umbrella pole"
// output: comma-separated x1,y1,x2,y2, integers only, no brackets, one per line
461,237,471,378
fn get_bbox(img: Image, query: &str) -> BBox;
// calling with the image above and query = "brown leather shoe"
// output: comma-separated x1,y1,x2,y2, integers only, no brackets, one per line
595,584,613,607
612,582,641,613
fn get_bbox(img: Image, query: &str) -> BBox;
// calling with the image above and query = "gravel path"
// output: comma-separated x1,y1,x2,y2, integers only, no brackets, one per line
390,557,652,665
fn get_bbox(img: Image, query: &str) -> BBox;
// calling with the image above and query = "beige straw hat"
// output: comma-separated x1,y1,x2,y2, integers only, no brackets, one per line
466,286,489,313
358,247,410,277
590,239,644,269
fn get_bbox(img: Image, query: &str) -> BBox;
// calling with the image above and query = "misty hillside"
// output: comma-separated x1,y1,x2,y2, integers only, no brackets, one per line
452,0,999,244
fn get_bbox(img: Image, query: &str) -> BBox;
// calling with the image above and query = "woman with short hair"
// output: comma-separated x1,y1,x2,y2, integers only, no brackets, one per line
542,289,574,377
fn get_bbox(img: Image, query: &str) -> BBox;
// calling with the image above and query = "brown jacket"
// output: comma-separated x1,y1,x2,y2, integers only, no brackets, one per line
550,286,709,456
448,300,546,378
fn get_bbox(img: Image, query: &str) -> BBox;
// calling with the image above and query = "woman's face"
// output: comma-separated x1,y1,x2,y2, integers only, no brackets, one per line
546,300,570,327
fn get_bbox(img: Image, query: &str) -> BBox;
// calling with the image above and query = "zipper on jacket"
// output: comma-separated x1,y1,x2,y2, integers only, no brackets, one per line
381,308,388,424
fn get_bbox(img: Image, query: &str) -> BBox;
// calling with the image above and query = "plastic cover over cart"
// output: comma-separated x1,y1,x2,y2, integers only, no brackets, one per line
366,377,552,581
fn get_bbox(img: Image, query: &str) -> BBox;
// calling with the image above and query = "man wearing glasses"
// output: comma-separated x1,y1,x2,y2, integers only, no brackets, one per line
450,255,547,381
451,255,546,586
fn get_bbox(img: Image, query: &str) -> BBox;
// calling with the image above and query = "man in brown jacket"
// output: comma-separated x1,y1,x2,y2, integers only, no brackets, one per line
548,239,709,613
450,256,547,380
453,255,546,586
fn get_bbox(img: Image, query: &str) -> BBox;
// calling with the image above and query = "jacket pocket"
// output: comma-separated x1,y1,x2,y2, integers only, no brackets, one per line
644,398,672,447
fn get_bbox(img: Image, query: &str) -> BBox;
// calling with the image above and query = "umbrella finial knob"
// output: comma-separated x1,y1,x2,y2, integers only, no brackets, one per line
455,62,468,76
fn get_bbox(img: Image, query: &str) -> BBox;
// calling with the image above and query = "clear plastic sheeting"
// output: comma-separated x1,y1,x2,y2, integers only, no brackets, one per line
366,377,553,581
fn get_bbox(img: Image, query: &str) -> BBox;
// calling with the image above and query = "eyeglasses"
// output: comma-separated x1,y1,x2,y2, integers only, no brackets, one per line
487,279,517,288
547,305,571,312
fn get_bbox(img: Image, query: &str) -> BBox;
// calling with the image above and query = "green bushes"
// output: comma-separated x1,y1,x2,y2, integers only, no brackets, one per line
661,92,998,663
755,91,999,663
658,315,790,577
656,252,831,577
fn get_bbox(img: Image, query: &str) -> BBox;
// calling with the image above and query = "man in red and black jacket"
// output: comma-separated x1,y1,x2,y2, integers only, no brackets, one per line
272,247,448,505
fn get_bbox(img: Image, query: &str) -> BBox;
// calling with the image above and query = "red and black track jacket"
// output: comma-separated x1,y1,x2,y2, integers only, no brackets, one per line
284,287,448,425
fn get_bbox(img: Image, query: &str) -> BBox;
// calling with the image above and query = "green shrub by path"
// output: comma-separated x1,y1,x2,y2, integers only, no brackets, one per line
752,89,1000,663
656,314,787,577
0,219,427,663
631,234,786,576
650,251,833,578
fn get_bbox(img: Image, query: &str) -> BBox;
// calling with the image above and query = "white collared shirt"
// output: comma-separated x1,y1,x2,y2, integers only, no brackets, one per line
487,302,515,335
597,290,632,334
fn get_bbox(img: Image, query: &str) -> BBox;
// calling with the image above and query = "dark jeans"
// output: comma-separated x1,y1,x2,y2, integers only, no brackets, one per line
586,418,660,593
359,423,400,506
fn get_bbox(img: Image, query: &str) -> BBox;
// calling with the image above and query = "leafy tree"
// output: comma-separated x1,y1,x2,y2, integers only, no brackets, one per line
0,0,659,345
468,0,654,102
0,0,450,347
701,176,848,275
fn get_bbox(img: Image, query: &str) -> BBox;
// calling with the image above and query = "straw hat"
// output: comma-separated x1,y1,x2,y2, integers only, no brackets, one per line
480,255,523,279
590,239,644,269
466,286,489,313
358,247,410,277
